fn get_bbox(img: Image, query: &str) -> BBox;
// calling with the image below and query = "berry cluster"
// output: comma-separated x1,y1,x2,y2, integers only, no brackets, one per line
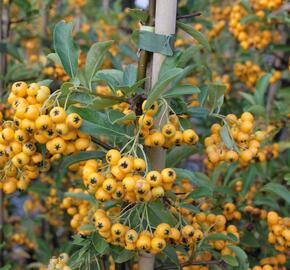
82,149,177,202
204,112,279,170
0,81,88,194
229,2,282,50
93,209,239,254
267,211,290,252
140,101,199,148
234,61,281,90
250,254,287,270
47,253,71,270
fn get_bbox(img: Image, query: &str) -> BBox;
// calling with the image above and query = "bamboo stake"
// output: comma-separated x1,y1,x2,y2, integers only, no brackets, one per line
139,1,177,270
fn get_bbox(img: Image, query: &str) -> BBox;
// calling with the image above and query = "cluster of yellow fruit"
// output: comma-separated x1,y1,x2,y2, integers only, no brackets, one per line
244,205,268,220
234,61,282,90
229,2,282,50
267,211,290,252
250,254,287,270
61,188,91,234
93,208,239,254
43,64,70,82
212,72,232,95
43,53,86,82
0,81,88,194
11,232,35,250
250,0,284,12
204,112,280,170
140,101,199,148
21,38,40,63
207,4,232,40
68,0,86,7
82,150,177,202
47,253,71,270
223,202,241,221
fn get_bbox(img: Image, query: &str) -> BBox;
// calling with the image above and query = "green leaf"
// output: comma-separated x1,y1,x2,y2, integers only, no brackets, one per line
145,68,183,110
177,21,211,52
163,246,179,267
208,83,226,113
240,92,255,105
94,69,124,91
38,79,53,87
147,200,177,227
261,183,290,204
220,125,234,150
227,245,249,270
187,107,209,118
240,231,260,247
85,40,113,87
111,246,135,263
222,255,239,267
0,265,12,270
174,168,212,189
284,173,290,183
47,53,63,66
240,15,260,25
53,21,79,79
0,42,23,62
247,105,265,116
182,186,213,201
241,165,256,195
64,192,96,204
166,146,197,167
123,64,137,86
127,8,149,23
107,110,136,124
79,224,95,231
205,233,238,242
240,0,253,13
163,85,200,98
68,106,128,138
92,233,109,255
254,73,271,105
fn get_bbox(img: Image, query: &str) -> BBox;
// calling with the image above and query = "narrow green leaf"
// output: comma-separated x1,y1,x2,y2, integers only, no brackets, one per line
145,68,183,110
222,255,239,267
163,85,200,98
92,233,109,255
107,110,136,124
177,21,211,52
85,40,113,87
240,0,253,13
227,245,249,270
47,53,63,66
163,246,180,267
205,233,238,242
147,200,177,227
261,183,290,204
53,21,79,79
111,246,135,263
240,92,255,105
182,186,213,201
166,146,197,167
254,73,271,105
220,125,234,150
187,107,209,118
123,64,137,86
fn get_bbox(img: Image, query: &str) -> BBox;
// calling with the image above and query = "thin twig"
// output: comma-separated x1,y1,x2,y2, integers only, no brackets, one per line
177,12,202,20
156,259,222,270
91,137,115,151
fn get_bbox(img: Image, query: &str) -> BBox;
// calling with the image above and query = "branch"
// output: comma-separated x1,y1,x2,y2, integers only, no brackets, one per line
156,260,223,270
177,12,202,20
91,137,115,151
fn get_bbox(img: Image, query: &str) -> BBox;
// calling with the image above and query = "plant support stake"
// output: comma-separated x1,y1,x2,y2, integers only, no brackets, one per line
139,1,177,270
